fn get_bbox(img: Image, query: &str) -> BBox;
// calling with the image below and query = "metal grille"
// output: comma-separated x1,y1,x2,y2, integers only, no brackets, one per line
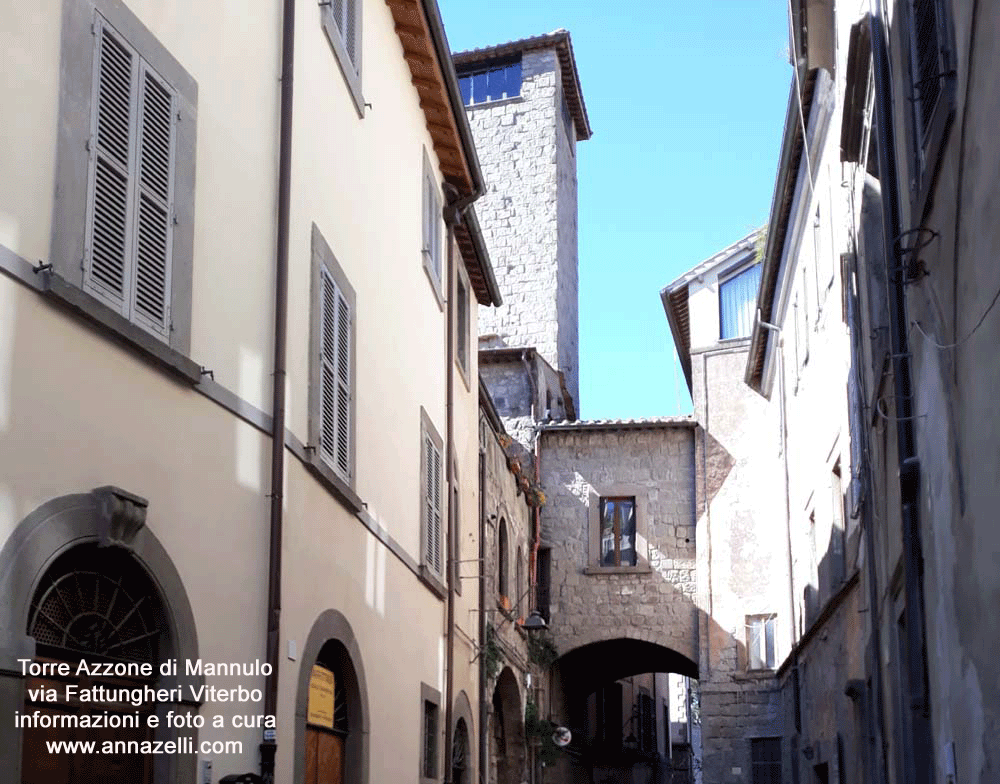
452,718,468,784
912,0,942,139
28,544,163,664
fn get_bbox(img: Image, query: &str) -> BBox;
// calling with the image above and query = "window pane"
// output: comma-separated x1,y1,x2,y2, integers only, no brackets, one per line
487,66,507,101
600,500,615,565
748,619,763,669
458,76,472,106
764,617,775,668
619,500,636,566
720,263,762,339
472,71,489,104
505,62,521,98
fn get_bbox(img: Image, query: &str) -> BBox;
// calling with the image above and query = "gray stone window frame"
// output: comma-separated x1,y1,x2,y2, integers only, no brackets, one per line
585,486,652,575
294,609,371,784
50,0,197,363
309,223,358,495
0,488,202,784
419,407,446,598
420,681,442,784
422,149,444,310
454,258,472,389
320,0,365,118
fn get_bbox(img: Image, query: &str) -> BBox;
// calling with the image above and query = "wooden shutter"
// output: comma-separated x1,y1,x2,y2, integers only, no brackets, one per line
344,0,358,68
424,434,442,575
334,288,351,478
86,22,138,314
319,267,351,482
132,64,174,336
86,18,175,338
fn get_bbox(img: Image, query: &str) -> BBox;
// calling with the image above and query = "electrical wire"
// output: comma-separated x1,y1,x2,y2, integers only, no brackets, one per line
911,278,1000,349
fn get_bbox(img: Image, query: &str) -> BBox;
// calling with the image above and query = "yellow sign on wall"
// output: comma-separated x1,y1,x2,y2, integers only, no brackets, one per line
307,665,336,729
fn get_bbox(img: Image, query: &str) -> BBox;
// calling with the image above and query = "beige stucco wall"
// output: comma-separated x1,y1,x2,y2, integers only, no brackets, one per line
0,0,488,782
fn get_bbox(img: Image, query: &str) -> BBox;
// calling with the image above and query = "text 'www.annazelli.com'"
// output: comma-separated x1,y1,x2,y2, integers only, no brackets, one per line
42,739,242,755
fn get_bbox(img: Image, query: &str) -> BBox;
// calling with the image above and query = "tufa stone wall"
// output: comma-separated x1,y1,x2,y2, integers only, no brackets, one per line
538,425,698,664
469,47,580,408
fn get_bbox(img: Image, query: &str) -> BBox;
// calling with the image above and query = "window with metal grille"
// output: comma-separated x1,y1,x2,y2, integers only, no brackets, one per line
310,225,355,488
903,0,954,213
28,543,165,664
747,614,776,670
719,263,762,339
458,58,521,106
422,699,439,779
599,496,636,567
85,16,176,342
751,737,783,784
422,415,444,577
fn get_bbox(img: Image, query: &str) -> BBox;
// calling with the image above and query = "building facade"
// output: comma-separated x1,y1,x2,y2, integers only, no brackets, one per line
0,1,500,783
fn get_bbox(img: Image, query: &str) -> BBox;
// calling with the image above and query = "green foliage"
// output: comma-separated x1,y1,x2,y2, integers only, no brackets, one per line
527,633,558,668
484,623,501,682
753,227,768,265
524,698,561,766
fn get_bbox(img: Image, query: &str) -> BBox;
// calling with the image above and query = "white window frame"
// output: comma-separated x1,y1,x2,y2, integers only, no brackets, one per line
718,261,762,340
746,614,777,671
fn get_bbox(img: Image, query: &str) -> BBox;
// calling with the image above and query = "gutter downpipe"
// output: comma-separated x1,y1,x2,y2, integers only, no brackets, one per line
762,317,804,750
262,0,294,777
443,186,479,784
870,12,933,784
478,433,488,784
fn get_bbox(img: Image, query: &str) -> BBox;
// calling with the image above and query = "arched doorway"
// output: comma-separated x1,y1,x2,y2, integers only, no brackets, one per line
304,642,351,784
295,610,369,784
490,667,523,784
451,717,469,784
0,489,201,784
20,543,169,784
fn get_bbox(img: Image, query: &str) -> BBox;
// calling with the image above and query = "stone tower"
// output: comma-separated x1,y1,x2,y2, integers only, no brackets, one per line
454,30,592,414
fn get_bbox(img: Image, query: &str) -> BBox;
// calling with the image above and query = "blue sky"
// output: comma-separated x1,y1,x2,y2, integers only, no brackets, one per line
439,0,792,418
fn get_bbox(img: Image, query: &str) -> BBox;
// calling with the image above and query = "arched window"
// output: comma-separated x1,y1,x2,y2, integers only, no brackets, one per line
498,518,509,603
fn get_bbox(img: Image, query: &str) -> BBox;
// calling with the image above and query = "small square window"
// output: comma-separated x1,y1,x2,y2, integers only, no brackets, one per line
599,497,637,567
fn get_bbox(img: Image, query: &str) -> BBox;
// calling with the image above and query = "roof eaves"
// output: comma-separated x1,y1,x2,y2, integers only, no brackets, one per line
745,70,822,394
539,417,697,433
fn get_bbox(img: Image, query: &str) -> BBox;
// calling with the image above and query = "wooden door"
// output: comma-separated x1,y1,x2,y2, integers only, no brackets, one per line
21,656,154,784
305,726,345,784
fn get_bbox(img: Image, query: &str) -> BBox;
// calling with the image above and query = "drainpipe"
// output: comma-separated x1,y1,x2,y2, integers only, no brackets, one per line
478,445,488,784
261,0,294,777
443,203,458,784
870,12,933,784
442,185,480,784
